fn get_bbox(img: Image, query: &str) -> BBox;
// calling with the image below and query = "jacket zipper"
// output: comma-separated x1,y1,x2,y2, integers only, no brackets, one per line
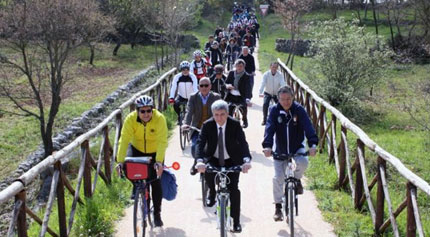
144,124,147,153
286,110,292,154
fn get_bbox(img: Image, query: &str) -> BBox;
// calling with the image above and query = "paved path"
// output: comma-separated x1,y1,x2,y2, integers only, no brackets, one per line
114,43,336,237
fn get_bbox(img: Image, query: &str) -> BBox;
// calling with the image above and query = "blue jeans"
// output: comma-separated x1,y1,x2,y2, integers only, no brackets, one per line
191,131,199,158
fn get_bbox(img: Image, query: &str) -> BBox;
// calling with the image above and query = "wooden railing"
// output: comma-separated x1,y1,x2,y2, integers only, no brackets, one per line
278,58,429,236
0,67,177,237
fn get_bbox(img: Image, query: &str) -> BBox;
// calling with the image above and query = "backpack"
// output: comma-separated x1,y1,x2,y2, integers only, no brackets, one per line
161,168,178,201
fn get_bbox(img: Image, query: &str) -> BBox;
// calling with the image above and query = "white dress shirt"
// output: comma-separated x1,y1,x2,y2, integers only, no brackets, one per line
214,122,230,160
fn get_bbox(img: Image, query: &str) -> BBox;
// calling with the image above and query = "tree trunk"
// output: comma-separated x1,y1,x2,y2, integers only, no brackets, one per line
161,43,165,70
155,37,160,73
370,0,380,48
387,10,396,50
113,42,121,56
89,43,95,65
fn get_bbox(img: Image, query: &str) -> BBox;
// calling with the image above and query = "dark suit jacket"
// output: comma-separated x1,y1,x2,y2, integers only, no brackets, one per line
183,91,221,128
196,117,252,166
225,71,251,100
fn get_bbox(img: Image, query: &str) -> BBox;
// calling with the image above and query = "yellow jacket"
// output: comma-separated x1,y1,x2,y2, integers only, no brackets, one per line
117,109,168,163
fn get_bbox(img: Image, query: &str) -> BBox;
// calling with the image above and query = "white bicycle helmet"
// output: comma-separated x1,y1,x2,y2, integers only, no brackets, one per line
193,50,202,57
135,95,154,108
179,61,191,70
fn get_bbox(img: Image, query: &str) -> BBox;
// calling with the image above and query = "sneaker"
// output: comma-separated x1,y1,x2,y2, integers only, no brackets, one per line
297,179,304,195
261,121,266,126
273,204,283,221
206,197,216,207
154,214,164,227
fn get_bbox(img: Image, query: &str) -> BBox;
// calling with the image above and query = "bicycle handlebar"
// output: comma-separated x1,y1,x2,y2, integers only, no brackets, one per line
205,165,242,173
272,151,309,160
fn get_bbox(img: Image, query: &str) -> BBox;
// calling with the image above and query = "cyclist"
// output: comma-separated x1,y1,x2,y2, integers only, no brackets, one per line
225,38,241,71
195,100,252,233
262,86,318,222
224,59,251,128
259,62,286,125
190,50,211,81
169,61,198,124
204,35,215,51
116,95,168,227
210,64,227,98
181,77,221,175
242,30,255,53
238,46,256,99
208,41,223,76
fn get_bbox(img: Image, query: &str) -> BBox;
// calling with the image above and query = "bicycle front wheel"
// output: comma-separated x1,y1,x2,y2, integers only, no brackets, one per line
219,196,228,237
179,126,186,150
133,189,146,237
287,183,295,236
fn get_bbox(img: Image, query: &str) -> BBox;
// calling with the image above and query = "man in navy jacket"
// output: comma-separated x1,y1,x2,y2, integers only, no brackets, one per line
262,86,318,222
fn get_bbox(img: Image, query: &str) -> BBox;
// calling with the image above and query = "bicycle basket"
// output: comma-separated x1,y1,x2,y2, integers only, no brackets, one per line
124,157,151,180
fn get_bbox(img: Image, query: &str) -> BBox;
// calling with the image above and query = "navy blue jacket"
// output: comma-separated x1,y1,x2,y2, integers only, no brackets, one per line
262,102,318,155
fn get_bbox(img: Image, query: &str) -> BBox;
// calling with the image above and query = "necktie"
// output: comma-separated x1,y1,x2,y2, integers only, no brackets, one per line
218,127,225,166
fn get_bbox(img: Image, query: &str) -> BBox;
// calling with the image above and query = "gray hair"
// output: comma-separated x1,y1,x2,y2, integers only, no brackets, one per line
234,59,246,66
211,100,229,113
199,77,211,85
270,62,279,67
277,86,294,97
242,46,249,51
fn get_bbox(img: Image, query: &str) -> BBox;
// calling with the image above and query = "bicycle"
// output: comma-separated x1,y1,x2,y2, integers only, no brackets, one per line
272,151,309,236
205,165,242,237
226,51,238,71
229,102,244,126
122,157,180,237
178,101,190,150
122,156,155,237
187,126,208,208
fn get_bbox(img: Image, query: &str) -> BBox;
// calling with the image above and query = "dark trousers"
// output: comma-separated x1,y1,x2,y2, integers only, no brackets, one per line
225,94,247,123
205,158,241,225
173,96,188,122
190,132,199,169
247,73,254,99
128,145,163,215
263,92,278,122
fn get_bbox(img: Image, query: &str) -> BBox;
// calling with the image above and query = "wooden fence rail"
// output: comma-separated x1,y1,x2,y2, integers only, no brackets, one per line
278,58,429,236
0,68,177,236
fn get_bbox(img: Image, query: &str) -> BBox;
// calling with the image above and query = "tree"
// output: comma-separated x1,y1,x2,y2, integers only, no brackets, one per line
274,0,312,70
157,0,199,64
0,0,111,158
307,18,392,120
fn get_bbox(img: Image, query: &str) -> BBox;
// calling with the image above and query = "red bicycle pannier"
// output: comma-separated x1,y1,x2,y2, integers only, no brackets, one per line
124,157,152,180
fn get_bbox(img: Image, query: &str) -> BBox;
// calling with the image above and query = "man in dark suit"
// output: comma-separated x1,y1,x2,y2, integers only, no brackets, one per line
195,100,252,233
182,77,221,175
224,59,252,128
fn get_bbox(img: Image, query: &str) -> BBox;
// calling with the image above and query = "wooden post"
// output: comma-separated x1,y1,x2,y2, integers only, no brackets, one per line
329,114,337,163
130,103,135,112
375,156,386,234
157,86,162,111
311,99,318,130
305,92,311,114
338,126,347,189
355,139,364,210
54,162,67,237
82,140,93,198
16,190,27,237
406,182,417,237
319,106,326,153
103,126,112,184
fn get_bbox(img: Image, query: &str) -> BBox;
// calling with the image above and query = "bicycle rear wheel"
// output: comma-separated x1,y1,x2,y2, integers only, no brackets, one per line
133,188,146,237
179,125,187,150
219,196,228,237
287,183,295,236
201,173,208,207
233,107,242,125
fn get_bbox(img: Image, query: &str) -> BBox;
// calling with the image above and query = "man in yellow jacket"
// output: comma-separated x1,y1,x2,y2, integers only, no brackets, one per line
117,95,168,227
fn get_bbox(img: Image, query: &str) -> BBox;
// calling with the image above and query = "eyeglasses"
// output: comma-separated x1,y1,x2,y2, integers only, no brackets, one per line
199,84,210,88
139,109,152,114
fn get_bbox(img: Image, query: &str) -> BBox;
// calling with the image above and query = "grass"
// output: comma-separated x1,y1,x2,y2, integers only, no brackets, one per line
257,9,430,236
0,43,171,181
26,106,177,236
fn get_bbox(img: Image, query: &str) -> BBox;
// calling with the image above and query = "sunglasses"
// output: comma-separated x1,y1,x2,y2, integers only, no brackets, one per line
139,109,152,114
199,84,210,88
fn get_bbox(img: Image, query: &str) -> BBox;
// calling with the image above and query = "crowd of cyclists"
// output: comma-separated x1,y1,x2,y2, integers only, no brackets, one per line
116,3,319,234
